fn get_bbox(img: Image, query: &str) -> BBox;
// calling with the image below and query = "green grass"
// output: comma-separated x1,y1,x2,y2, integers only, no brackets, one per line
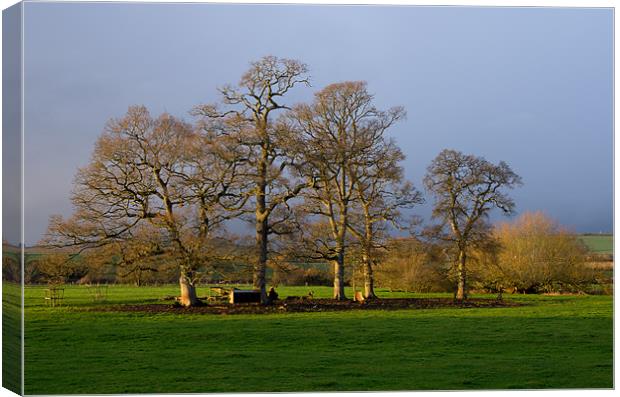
3,282,22,394
22,284,612,394
579,234,614,255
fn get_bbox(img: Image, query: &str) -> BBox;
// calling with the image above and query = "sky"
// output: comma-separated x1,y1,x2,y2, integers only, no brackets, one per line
16,2,613,245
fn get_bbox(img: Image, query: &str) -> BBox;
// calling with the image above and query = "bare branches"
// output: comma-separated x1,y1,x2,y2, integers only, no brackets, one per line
44,106,251,301
193,57,312,217
191,56,312,299
424,149,522,242
285,81,408,299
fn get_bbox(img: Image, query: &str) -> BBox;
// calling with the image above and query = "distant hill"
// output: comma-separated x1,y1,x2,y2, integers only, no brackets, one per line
3,243,78,264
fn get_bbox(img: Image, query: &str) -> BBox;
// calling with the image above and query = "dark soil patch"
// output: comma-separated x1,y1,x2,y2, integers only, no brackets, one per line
87,297,523,315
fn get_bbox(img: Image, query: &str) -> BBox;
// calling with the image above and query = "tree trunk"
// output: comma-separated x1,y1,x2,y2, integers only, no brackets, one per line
333,250,346,300
455,250,467,301
330,207,348,300
179,272,199,307
254,216,268,303
362,255,377,299
361,207,376,299
254,148,269,303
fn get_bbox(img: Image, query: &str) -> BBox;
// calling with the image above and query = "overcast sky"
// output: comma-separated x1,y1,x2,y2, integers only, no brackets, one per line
19,3,613,245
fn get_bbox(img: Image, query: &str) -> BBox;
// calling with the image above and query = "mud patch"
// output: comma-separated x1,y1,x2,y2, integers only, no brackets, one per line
86,297,522,315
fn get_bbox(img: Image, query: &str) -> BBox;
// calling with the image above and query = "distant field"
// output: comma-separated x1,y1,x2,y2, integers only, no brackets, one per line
22,284,613,393
579,235,613,255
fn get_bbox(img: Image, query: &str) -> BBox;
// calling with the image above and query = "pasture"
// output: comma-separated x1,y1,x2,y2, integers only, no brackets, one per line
579,234,614,255
20,284,613,394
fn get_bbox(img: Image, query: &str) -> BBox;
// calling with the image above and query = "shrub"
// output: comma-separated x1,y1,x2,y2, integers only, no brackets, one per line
271,262,332,286
375,238,451,292
478,212,596,294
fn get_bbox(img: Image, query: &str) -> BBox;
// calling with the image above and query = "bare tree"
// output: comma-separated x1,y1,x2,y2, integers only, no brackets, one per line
192,56,312,302
288,81,405,300
424,149,522,301
348,139,423,298
46,106,244,306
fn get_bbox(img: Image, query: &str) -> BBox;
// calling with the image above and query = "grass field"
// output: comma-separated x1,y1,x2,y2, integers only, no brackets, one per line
579,234,614,255
3,283,22,394
18,284,613,393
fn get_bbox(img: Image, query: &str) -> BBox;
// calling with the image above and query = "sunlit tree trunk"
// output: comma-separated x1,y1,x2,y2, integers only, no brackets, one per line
332,251,346,300
456,250,467,301
362,253,377,299
362,209,377,299
331,213,347,300
179,270,199,307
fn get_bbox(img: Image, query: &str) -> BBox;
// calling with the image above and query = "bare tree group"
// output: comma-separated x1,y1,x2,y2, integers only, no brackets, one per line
46,56,524,305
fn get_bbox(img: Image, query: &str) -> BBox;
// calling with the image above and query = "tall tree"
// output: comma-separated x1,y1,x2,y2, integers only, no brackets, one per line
193,56,311,302
424,149,522,301
348,139,422,299
46,106,244,306
288,81,405,299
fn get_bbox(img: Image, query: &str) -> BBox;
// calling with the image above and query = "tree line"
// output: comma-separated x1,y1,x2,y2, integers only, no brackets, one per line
38,56,601,305
376,211,606,295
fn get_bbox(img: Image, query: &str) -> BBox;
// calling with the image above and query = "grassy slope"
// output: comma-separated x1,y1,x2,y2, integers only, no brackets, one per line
579,235,614,255
23,285,612,394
